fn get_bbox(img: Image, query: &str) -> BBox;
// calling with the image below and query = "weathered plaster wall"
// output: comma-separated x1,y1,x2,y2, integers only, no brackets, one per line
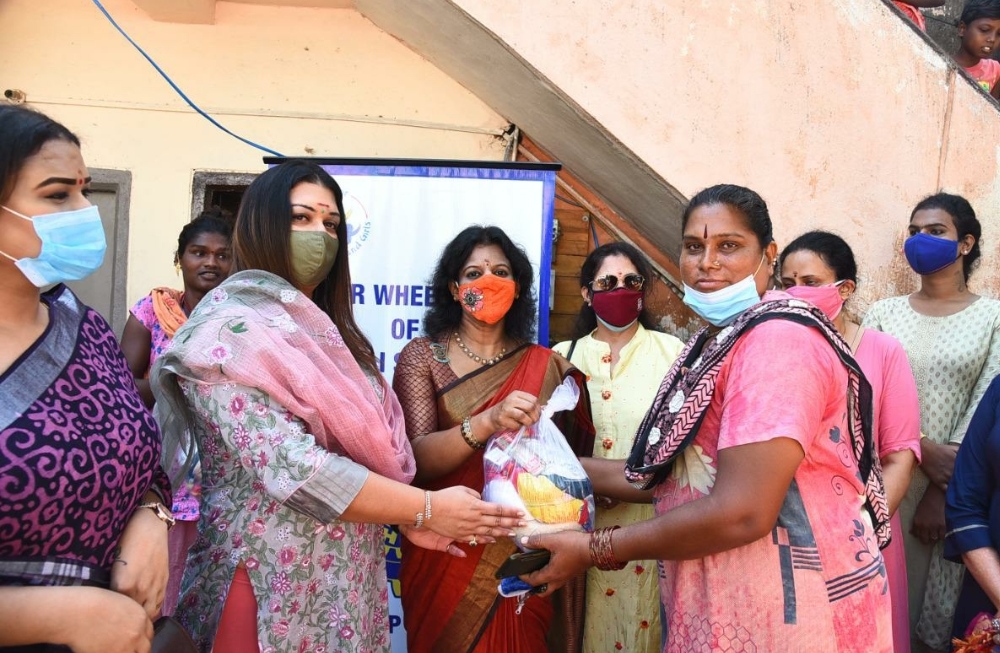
445,0,1000,312
0,0,507,302
924,0,962,55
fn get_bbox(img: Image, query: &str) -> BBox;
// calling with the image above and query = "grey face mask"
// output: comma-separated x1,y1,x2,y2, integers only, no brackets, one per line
289,231,338,288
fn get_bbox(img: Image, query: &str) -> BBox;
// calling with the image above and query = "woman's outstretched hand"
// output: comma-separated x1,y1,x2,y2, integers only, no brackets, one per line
520,530,592,597
425,486,525,543
399,525,465,557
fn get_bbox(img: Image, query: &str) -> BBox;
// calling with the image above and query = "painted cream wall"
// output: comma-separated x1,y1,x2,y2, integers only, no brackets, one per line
449,0,1000,311
0,0,507,303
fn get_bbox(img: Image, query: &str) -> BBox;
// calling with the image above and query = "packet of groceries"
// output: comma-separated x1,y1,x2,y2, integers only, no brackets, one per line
483,377,595,545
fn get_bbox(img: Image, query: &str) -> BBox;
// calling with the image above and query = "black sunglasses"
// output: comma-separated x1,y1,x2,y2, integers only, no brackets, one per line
590,273,645,293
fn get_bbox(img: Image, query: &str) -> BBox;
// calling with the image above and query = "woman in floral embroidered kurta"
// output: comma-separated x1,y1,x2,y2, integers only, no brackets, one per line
174,375,389,652
152,162,523,653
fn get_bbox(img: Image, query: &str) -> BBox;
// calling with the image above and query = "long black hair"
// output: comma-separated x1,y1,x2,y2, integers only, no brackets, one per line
423,225,536,342
233,160,378,376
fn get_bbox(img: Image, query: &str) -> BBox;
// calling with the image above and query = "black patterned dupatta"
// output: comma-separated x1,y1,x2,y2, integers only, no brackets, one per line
624,297,892,549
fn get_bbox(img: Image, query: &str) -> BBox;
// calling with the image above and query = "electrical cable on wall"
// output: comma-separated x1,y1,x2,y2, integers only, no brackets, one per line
90,0,285,157
589,215,600,248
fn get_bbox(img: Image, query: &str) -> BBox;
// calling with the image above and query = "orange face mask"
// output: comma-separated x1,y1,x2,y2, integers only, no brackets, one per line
456,274,516,325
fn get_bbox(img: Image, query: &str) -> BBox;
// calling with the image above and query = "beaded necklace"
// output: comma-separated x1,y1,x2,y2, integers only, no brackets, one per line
454,331,506,366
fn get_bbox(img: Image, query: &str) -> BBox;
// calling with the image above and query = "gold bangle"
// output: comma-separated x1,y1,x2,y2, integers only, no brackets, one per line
590,526,626,571
460,416,485,450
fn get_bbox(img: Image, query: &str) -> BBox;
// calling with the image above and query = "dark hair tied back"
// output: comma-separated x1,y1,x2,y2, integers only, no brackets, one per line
0,105,80,204
571,241,658,339
910,192,981,282
681,184,774,248
779,231,858,284
175,207,233,265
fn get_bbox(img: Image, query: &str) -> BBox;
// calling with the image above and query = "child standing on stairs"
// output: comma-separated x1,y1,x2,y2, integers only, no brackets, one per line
954,0,1000,99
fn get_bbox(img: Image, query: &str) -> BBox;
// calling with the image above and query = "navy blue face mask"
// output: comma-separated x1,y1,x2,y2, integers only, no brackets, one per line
903,233,960,276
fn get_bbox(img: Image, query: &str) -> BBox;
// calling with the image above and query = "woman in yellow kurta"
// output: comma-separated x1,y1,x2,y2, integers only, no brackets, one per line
554,241,684,653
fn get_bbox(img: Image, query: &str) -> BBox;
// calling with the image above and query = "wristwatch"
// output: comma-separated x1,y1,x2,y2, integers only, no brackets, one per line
138,501,176,530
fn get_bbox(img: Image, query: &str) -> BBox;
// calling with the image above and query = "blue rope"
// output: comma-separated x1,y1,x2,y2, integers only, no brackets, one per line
589,214,600,247
90,0,285,157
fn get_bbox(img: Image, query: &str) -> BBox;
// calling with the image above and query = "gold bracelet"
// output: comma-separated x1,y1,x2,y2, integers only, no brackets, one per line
137,501,177,531
460,416,486,450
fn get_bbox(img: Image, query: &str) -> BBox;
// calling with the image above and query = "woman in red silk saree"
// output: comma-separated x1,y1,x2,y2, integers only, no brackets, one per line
394,340,593,653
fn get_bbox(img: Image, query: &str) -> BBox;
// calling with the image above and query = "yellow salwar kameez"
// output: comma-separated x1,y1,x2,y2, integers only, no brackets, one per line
554,325,684,653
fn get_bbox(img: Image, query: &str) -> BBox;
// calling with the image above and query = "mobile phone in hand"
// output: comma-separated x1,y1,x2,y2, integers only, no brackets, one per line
494,549,551,579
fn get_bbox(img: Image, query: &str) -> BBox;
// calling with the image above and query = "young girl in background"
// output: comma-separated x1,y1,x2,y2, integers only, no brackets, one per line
953,0,1000,98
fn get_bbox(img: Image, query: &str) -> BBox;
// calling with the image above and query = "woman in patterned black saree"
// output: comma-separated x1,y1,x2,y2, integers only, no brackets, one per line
0,106,172,652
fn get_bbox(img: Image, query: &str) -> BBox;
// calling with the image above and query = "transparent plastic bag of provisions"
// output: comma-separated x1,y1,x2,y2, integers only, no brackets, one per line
482,377,595,544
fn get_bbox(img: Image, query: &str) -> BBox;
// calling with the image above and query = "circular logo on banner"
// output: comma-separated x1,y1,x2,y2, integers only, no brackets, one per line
344,193,372,256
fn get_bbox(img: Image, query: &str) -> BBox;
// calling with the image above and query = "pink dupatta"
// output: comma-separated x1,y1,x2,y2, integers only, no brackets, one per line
153,270,414,484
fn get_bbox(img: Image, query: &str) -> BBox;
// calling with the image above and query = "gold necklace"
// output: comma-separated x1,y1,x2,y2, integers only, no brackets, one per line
454,331,506,366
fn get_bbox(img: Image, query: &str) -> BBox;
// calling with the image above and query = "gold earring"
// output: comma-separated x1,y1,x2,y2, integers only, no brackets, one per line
175,262,181,275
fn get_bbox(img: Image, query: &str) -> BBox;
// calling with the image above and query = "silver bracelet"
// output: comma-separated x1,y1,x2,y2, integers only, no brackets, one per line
413,490,432,529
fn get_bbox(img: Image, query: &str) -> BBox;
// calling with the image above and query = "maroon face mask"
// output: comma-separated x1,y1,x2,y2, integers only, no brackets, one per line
591,288,643,330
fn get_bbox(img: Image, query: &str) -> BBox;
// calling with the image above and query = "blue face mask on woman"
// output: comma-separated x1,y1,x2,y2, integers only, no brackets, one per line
682,254,766,327
0,204,107,287
903,233,960,276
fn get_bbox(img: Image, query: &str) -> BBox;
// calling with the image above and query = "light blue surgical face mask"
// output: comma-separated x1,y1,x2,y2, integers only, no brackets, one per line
682,254,766,327
0,204,107,287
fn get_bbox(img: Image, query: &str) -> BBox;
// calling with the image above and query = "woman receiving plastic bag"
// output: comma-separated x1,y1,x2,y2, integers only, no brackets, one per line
521,185,893,652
